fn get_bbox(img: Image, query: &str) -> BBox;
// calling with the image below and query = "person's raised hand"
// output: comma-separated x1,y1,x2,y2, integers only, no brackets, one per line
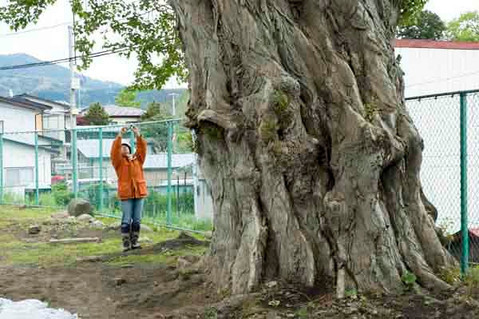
132,126,140,137
120,127,128,135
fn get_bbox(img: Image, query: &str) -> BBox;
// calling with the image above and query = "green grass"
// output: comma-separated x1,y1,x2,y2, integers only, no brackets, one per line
2,239,121,267
143,214,213,232
0,205,55,229
95,211,213,232
0,205,56,221
0,205,209,267
107,245,207,266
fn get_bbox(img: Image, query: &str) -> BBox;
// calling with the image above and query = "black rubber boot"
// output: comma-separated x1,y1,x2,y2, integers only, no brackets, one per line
131,231,141,250
122,233,131,252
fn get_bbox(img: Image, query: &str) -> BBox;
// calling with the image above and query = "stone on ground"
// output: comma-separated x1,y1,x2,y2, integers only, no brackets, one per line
77,214,94,223
51,211,70,219
67,199,92,217
28,225,41,235
90,220,105,229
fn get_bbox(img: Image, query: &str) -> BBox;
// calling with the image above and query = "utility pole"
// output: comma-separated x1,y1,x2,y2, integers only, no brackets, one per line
168,92,179,153
168,93,179,117
68,25,79,129
68,25,79,197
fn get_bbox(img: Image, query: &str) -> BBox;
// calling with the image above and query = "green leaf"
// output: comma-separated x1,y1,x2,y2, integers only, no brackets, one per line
115,89,141,108
0,0,187,90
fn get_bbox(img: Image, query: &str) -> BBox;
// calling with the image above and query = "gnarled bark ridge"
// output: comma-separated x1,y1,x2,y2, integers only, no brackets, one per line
170,0,456,295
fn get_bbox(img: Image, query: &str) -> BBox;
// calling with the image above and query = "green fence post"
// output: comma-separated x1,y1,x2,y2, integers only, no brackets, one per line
72,128,79,198
167,121,173,226
34,131,40,205
460,92,469,276
176,175,179,215
98,128,104,212
0,131,4,204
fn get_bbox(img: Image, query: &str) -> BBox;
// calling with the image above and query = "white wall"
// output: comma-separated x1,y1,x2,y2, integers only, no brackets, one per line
0,101,37,133
396,47,479,98
3,141,52,195
196,179,214,220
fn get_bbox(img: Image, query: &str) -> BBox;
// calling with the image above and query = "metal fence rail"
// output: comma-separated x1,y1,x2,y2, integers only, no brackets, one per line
0,119,212,233
406,89,479,274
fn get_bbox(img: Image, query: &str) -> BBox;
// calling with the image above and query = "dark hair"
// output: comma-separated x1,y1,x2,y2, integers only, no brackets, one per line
121,143,131,154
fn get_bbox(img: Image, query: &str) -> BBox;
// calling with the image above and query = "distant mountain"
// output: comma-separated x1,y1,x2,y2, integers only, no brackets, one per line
0,53,186,108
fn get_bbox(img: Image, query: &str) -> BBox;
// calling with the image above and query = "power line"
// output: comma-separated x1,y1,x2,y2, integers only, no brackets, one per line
0,22,71,38
0,47,130,71
406,69,479,88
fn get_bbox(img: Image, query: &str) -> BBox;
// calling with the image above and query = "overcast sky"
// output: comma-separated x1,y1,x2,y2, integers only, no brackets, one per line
0,0,478,87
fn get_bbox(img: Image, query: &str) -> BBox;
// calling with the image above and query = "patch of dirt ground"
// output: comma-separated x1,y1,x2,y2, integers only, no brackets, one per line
2,207,479,318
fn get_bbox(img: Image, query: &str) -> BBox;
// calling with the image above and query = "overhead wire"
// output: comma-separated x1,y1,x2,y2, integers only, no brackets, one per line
0,47,130,71
0,22,71,38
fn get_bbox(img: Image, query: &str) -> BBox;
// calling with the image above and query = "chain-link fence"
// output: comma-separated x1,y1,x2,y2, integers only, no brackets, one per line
1,93,477,266
0,119,212,233
406,89,479,273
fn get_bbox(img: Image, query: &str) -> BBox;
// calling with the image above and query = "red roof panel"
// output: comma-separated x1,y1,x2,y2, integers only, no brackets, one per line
394,39,479,50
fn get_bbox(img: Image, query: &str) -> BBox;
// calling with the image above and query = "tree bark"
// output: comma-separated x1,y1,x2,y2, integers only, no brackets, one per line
170,0,456,296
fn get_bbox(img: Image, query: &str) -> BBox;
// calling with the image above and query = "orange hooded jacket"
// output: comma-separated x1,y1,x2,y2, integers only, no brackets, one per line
111,135,148,200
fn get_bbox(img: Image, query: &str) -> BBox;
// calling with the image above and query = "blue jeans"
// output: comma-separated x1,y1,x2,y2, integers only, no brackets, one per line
121,199,144,234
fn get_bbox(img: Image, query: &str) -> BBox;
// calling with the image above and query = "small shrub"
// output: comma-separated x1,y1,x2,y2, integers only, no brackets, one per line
39,193,57,207
345,288,358,298
52,182,74,206
296,306,309,319
440,266,461,285
3,191,25,204
401,271,417,289
364,102,379,122
204,307,218,319
465,266,479,289
272,90,290,114
259,118,277,143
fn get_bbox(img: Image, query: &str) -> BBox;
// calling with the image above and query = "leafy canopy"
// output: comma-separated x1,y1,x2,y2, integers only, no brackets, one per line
115,88,141,108
397,10,445,40
0,0,186,90
398,0,430,26
83,102,110,125
140,101,169,152
0,0,427,89
447,11,479,42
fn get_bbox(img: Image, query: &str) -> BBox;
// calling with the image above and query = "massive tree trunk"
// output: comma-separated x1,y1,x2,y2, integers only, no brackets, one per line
170,0,456,296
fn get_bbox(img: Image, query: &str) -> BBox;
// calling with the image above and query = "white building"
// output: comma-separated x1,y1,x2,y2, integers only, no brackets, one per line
16,94,72,139
395,39,479,98
0,96,58,197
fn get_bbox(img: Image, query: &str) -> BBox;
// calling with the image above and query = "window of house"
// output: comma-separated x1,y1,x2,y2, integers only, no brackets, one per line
5,167,34,187
45,115,62,130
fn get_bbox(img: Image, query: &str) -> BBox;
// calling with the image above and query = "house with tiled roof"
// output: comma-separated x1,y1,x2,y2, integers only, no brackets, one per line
80,104,145,125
